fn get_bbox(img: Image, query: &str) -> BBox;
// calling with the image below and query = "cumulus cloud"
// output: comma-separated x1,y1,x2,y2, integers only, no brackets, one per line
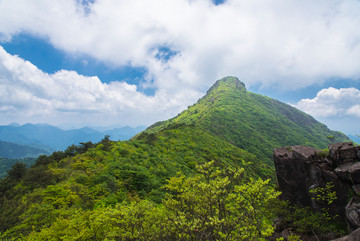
295,87,360,118
1,0,360,92
1,0,360,128
0,47,201,127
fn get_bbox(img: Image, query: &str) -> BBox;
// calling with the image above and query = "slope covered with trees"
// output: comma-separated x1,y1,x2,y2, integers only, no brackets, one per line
0,131,273,240
142,77,349,165
0,77,350,240
0,140,51,159
0,157,36,178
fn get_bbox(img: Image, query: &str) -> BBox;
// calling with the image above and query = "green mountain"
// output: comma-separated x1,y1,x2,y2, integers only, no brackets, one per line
0,140,48,177
0,140,51,159
0,76,350,240
141,76,348,165
0,124,146,151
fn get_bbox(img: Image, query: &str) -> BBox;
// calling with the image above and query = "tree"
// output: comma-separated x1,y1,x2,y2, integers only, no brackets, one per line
327,135,335,143
163,161,280,240
7,162,27,181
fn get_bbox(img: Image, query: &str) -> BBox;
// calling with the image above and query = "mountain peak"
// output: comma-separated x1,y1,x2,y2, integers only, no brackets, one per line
143,76,349,165
206,76,246,95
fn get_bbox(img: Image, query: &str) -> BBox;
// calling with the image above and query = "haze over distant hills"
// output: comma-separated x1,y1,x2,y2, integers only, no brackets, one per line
348,134,360,144
0,124,146,158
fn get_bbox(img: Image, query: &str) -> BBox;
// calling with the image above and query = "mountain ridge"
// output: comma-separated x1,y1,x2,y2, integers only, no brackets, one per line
0,123,146,152
0,140,51,159
141,76,349,164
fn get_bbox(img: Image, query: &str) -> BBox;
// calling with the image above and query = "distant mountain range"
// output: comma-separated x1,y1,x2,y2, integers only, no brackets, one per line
0,124,146,158
0,140,51,159
348,134,360,144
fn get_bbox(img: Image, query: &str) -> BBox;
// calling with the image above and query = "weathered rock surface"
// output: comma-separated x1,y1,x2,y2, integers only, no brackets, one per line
346,198,360,229
273,146,313,207
332,227,360,241
329,143,359,166
335,162,360,184
274,142,360,231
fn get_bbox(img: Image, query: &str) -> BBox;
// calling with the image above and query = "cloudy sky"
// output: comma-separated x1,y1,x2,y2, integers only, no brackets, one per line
0,0,360,134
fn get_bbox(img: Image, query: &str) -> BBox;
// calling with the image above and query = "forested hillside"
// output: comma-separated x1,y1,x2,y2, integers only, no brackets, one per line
0,157,36,178
143,77,349,166
0,77,350,240
0,124,146,151
0,130,274,240
0,140,51,159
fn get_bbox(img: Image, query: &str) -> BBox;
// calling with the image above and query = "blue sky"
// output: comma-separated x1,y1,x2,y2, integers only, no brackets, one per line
0,0,360,134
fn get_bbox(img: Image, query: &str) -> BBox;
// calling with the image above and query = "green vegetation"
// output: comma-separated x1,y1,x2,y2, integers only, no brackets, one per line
274,201,345,239
142,77,349,166
0,140,51,159
272,182,346,240
0,131,268,239
0,157,36,178
0,77,349,240
9,162,278,241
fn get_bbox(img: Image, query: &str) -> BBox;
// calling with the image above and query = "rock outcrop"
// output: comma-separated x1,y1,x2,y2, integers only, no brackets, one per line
274,142,360,230
332,227,360,241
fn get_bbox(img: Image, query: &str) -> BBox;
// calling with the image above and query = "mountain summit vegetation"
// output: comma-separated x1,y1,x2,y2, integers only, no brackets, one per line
0,77,350,240
142,76,348,165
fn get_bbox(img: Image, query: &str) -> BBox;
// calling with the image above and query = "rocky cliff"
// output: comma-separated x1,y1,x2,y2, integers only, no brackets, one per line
274,142,360,233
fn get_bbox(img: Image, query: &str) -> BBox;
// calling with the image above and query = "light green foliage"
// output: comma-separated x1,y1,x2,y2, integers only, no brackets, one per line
327,135,335,143
4,162,280,240
23,162,278,240
143,77,349,166
310,182,338,220
0,77,349,239
24,200,169,241
275,236,302,241
288,234,302,241
310,182,337,206
317,148,329,158
0,133,264,239
163,161,280,240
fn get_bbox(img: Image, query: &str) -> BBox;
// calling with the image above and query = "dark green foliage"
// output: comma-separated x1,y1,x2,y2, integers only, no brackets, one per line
273,200,346,238
23,165,56,189
0,157,35,178
7,162,27,181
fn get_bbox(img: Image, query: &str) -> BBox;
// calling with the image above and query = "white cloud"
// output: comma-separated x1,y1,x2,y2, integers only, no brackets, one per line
1,0,360,129
1,0,360,92
0,46,202,127
347,105,360,118
295,87,360,118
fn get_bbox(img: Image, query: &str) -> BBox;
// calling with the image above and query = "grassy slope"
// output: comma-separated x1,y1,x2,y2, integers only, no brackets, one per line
142,76,349,165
